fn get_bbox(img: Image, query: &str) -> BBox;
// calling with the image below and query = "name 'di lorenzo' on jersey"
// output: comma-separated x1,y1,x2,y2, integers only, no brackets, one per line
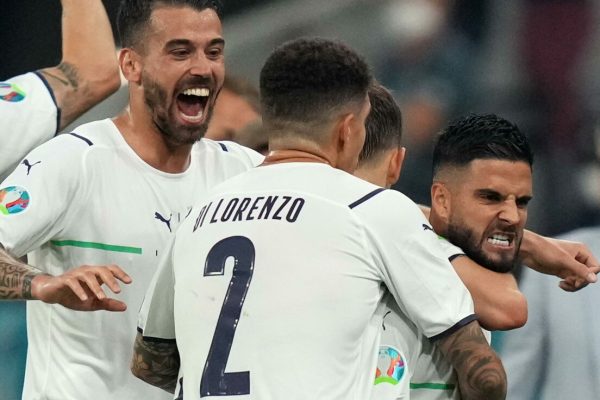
194,195,306,231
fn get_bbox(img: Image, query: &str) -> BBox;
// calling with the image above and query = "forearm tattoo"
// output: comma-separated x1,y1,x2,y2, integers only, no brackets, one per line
0,245,40,300
131,333,180,393
438,322,507,400
40,62,80,89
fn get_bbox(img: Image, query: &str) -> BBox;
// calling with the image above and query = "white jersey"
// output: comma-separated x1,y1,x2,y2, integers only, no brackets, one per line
139,162,476,400
373,289,492,400
0,118,262,400
371,239,466,400
0,72,58,180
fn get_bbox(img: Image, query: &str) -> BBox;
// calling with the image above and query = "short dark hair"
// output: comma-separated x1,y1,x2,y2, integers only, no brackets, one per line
358,83,402,165
432,114,533,177
259,37,372,140
117,0,223,49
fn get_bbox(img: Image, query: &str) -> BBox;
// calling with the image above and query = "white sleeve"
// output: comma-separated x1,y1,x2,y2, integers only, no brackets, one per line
435,235,466,261
499,268,548,399
137,237,176,340
0,73,58,179
217,140,264,168
0,134,89,260
358,191,475,340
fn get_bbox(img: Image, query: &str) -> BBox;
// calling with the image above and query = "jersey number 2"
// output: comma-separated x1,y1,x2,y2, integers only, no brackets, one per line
200,236,255,397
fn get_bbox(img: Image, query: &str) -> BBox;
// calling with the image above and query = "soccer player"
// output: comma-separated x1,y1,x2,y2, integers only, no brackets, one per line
0,0,120,179
134,37,506,399
0,1,262,399
355,91,598,399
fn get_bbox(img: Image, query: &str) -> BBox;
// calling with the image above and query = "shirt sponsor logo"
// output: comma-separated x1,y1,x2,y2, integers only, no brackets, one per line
22,159,41,175
375,345,406,385
0,82,26,102
0,186,30,215
154,211,173,232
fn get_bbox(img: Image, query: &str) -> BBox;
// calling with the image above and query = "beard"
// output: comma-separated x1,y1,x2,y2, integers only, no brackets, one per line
142,74,213,147
446,219,521,273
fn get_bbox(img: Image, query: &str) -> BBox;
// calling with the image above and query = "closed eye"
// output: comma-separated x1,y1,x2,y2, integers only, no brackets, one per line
477,190,502,203
516,196,532,209
170,48,191,59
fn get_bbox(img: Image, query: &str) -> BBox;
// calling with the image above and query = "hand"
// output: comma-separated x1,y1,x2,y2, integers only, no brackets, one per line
521,232,599,291
31,264,132,311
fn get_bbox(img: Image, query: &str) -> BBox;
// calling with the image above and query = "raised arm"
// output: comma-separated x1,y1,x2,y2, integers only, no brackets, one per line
39,0,120,130
131,332,180,393
436,320,507,400
0,244,130,311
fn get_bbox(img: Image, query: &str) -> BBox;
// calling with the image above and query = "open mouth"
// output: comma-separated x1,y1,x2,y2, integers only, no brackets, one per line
176,87,210,123
486,233,513,248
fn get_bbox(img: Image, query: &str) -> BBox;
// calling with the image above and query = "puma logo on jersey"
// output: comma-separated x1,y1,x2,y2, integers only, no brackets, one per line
422,223,434,232
154,212,172,232
22,159,41,175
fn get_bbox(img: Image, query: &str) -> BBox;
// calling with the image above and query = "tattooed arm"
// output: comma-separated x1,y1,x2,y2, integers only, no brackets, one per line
0,244,40,300
39,0,120,130
131,332,180,393
436,320,507,400
0,243,132,311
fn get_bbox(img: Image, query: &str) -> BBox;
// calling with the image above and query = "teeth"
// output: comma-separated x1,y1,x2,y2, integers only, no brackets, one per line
182,88,209,97
487,235,510,247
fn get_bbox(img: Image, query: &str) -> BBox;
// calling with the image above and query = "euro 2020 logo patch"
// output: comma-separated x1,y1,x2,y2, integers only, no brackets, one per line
375,345,406,385
0,186,30,215
0,82,26,102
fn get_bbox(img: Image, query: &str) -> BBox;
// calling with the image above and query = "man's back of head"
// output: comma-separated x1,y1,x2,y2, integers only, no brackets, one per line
354,82,405,188
259,37,371,145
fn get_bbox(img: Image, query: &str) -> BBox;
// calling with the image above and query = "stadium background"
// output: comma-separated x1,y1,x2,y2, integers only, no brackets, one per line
2,1,600,398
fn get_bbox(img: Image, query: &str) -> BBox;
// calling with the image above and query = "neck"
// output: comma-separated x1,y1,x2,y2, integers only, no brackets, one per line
113,109,193,173
262,149,331,166
429,210,448,237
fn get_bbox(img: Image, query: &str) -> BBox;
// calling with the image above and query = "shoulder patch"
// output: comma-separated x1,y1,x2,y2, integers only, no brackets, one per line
375,345,406,385
0,186,30,215
0,81,25,102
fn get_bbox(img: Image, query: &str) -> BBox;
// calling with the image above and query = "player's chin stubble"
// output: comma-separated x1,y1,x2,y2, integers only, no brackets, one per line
142,75,210,147
446,223,518,273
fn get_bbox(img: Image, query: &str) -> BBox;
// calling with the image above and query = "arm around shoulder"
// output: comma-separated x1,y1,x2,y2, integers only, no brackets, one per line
520,229,599,291
451,256,527,330
131,332,180,393
436,320,507,400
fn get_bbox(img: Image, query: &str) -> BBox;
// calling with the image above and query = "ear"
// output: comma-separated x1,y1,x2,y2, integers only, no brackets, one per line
386,146,406,187
333,112,362,171
119,48,142,84
336,113,356,149
431,181,451,222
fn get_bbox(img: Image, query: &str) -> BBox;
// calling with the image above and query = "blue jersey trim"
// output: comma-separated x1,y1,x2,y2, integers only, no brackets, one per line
348,188,385,209
218,142,229,152
68,132,93,146
33,71,61,136
136,327,176,343
448,253,465,262
429,314,478,342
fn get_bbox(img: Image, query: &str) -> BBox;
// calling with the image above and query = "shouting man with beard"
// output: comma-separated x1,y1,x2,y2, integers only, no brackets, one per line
428,114,533,275
356,106,598,400
0,1,262,400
